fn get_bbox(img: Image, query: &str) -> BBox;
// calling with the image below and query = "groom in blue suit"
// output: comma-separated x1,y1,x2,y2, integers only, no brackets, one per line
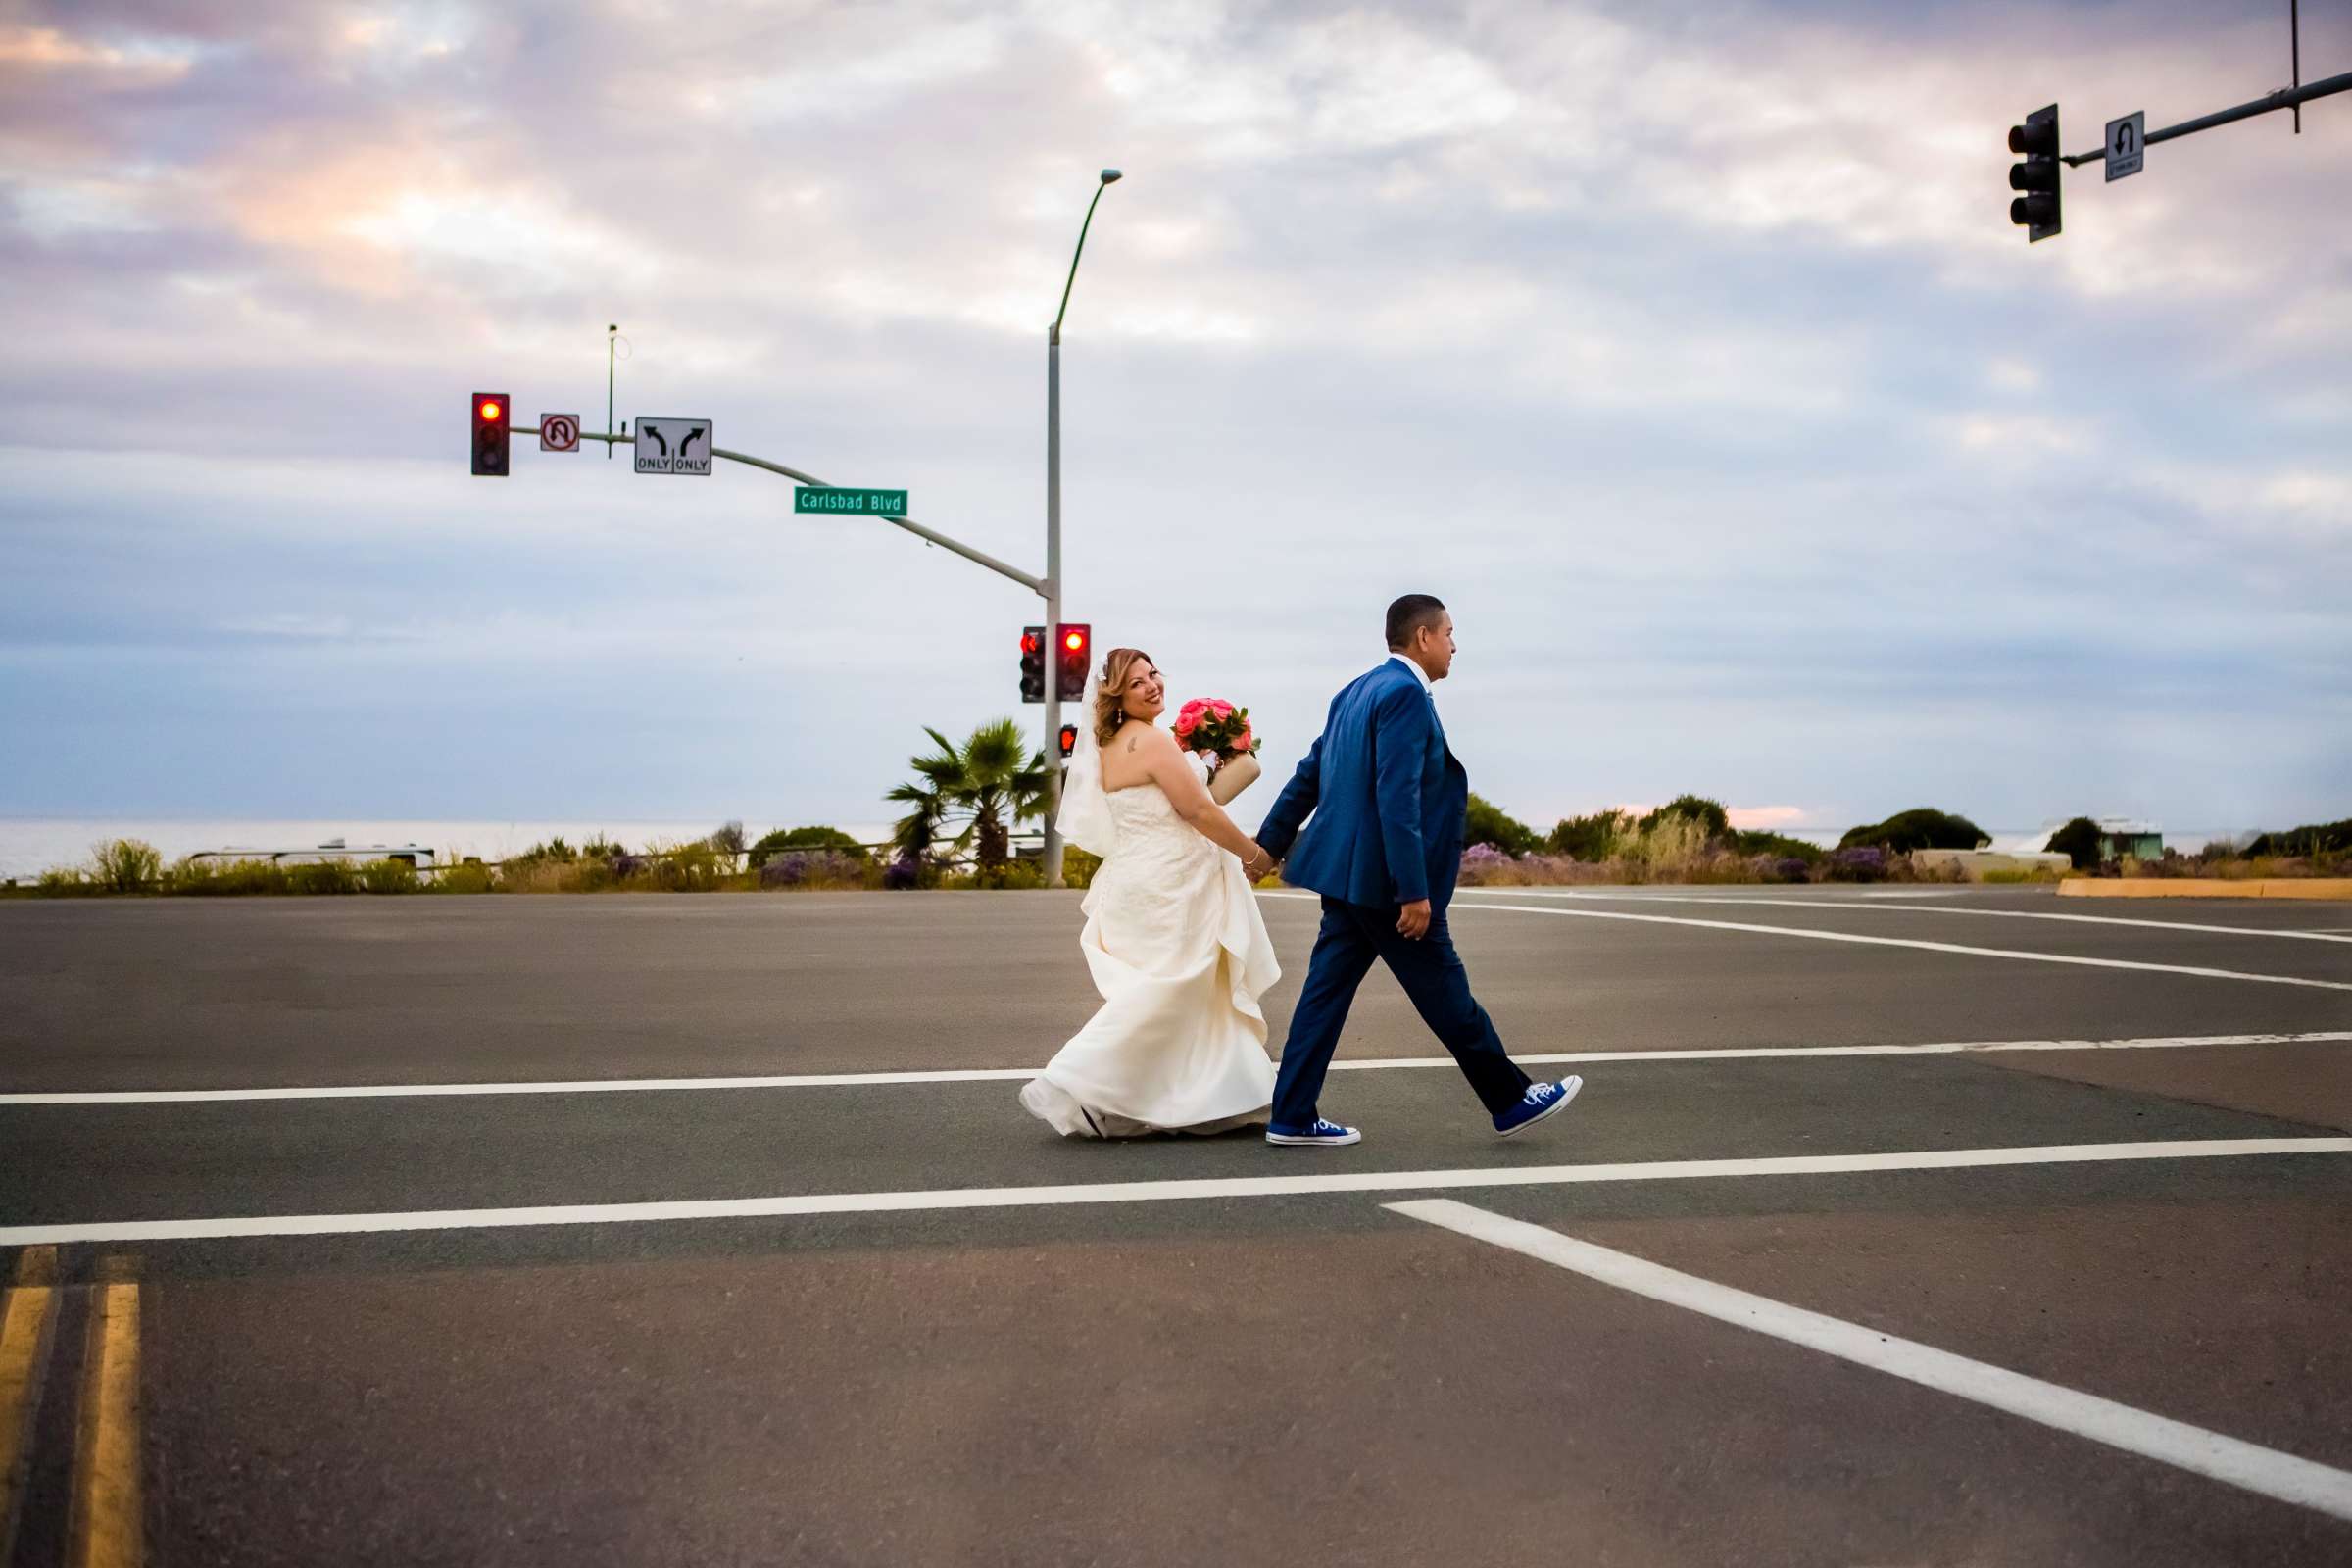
1251,595,1583,1146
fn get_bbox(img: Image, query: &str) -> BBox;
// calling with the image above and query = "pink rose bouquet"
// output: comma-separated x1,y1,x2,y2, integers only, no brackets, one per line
1171,697,1259,767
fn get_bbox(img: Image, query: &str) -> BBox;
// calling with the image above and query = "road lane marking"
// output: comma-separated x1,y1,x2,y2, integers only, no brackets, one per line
69,1261,140,1568
0,1138,2342,1247
1450,889,2352,945
8,1032,2348,1105
0,1247,59,1553
1391,1199,2352,1524
1259,894,2352,992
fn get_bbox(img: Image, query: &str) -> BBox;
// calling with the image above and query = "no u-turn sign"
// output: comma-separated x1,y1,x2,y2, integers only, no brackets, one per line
2105,112,2145,181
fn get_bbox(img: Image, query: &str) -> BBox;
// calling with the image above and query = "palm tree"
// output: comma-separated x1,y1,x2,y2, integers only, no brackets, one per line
888,718,1050,871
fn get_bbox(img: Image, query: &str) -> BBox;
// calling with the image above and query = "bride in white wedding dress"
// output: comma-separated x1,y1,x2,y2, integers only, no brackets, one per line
1018,647,1283,1138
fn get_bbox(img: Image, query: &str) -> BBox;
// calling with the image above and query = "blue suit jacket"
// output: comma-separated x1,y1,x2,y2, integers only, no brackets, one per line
1256,659,1470,910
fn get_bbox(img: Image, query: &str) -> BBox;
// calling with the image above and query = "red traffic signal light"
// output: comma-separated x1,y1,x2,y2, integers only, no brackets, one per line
1054,622,1090,702
470,390,510,477
1058,724,1078,759
1019,625,1046,704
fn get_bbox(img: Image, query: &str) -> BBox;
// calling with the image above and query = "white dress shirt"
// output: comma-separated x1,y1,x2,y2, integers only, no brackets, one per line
1388,652,1435,697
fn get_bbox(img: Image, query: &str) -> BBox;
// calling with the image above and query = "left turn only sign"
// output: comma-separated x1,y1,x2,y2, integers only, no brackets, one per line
539,414,580,452
635,417,712,475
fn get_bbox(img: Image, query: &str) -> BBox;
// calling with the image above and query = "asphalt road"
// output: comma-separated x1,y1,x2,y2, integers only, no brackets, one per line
4,884,2351,1565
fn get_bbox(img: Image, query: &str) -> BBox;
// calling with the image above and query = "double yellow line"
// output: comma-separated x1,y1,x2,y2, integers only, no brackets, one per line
0,1247,143,1568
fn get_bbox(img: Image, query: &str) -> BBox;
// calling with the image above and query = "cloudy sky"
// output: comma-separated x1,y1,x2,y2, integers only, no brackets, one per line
2,0,2345,841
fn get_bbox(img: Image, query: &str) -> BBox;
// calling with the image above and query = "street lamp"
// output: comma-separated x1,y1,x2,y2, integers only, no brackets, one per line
1042,167,1120,888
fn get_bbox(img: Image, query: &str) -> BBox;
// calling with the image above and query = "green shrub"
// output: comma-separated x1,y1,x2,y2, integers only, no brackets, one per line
2242,817,2352,858
1545,809,1635,860
91,838,163,893
34,866,93,896
750,825,871,868
561,858,624,892
1464,794,1542,858
356,858,420,894
1625,814,1711,880
431,863,496,895
1839,808,1988,854
637,840,732,892
283,859,361,895
2044,816,2102,870
170,858,285,896
975,859,1048,891
1733,830,1826,862
1641,795,1731,840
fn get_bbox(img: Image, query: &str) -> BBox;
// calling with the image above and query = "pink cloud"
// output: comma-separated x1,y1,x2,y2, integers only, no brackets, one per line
1728,805,1809,830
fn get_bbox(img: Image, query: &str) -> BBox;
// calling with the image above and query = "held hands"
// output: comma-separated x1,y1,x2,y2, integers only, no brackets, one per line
1241,842,1277,881
1396,899,1433,940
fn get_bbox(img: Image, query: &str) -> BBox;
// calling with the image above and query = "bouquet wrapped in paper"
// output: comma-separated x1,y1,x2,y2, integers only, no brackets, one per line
1173,698,1262,806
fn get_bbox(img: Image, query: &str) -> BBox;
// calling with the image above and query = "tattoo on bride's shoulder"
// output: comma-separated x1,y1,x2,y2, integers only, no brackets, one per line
1124,737,1139,752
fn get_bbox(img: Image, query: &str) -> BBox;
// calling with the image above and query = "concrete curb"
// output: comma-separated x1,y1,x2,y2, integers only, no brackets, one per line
2060,878,2352,901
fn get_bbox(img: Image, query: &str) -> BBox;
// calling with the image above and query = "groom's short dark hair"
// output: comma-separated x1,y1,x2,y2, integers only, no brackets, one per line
1386,594,1446,650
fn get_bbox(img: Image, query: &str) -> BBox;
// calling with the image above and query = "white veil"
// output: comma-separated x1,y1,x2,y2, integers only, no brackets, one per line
1054,677,1118,858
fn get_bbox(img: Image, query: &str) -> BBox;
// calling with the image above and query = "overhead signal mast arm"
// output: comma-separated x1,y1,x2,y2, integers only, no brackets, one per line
514,424,1046,594
2060,68,2350,167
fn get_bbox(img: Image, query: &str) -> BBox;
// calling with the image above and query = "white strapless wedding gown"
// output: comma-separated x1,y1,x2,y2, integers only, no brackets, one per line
1020,755,1281,1137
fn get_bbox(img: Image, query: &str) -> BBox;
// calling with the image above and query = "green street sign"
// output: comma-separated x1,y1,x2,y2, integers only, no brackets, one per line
795,487,908,515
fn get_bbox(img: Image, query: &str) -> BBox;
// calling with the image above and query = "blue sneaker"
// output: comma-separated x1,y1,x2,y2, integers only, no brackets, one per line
1493,1076,1583,1138
1266,1118,1362,1148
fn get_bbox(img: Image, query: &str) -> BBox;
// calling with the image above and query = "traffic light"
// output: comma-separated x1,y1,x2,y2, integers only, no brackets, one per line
1054,623,1090,702
1019,626,1046,704
470,392,510,476
2007,105,2061,242
1058,724,1078,760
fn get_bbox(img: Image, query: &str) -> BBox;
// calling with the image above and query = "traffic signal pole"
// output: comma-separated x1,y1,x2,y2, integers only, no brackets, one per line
1039,170,1120,890
502,171,1122,891
1044,325,1066,888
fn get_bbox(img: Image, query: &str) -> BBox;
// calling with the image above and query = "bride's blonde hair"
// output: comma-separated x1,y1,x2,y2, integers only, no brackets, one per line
1093,647,1154,747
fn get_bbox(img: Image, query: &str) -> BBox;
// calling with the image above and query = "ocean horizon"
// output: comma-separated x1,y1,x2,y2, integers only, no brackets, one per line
0,818,903,881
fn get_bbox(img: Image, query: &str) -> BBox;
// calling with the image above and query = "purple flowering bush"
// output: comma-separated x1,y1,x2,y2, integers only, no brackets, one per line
760,851,869,890
1826,846,1889,882
1455,848,1622,887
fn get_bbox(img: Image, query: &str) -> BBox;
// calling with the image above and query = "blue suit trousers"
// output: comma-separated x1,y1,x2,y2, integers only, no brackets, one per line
1271,897,1532,1131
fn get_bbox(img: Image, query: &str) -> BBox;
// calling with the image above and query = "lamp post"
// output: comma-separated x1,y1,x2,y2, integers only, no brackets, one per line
1042,167,1120,888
